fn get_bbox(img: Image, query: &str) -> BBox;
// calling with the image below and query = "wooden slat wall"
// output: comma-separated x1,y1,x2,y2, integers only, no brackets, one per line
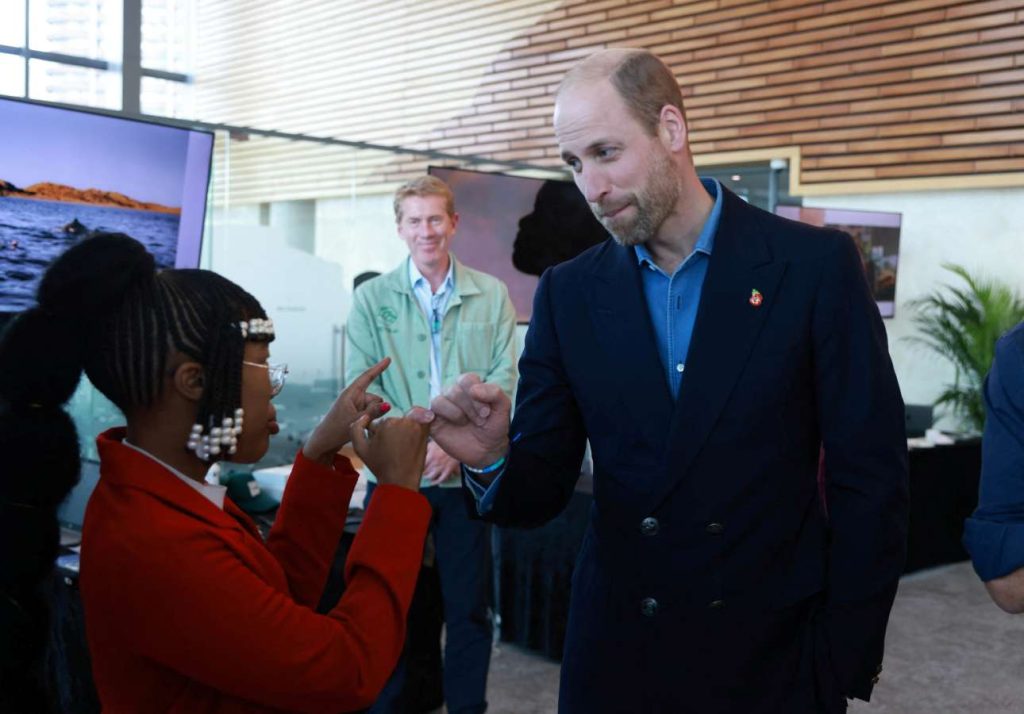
196,0,1024,204
195,0,561,204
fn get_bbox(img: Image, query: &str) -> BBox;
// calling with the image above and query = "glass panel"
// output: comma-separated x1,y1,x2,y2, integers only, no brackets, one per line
140,74,193,118
0,0,26,47
48,126,546,475
204,134,422,467
28,57,120,109
0,54,26,97
698,162,797,211
141,0,193,73
67,377,122,462
28,0,121,61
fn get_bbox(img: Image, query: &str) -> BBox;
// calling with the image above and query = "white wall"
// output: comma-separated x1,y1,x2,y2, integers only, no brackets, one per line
804,186,1024,427
314,194,408,295
207,224,348,386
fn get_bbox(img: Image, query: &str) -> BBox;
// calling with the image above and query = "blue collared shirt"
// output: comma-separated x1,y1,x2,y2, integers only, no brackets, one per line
634,177,722,398
963,321,1024,581
409,256,455,400
466,178,724,510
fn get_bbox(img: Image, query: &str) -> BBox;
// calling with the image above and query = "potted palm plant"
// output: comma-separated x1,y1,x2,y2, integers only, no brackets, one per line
906,263,1024,433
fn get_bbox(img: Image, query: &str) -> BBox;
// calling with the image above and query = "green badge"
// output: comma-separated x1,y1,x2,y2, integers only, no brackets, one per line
378,306,398,325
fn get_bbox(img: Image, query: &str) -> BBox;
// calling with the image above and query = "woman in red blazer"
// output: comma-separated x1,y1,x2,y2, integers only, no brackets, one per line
0,232,433,713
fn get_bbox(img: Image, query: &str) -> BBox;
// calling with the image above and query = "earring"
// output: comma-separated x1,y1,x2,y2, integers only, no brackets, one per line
186,408,245,459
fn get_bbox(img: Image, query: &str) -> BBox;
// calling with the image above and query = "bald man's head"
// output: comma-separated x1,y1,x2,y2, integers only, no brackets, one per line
557,49,686,137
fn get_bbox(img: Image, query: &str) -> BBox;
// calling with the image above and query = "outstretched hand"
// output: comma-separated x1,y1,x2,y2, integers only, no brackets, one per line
411,373,511,470
303,358,392,465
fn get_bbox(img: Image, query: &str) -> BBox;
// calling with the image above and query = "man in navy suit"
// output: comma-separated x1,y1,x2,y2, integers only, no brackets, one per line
964,320,1024,613
420,48,909,713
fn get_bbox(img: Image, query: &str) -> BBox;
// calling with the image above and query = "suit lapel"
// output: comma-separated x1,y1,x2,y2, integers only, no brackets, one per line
651,191,786,509
587,242,674,439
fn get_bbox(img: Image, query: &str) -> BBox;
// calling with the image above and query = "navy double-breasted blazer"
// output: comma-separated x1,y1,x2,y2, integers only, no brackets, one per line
470,188,909,713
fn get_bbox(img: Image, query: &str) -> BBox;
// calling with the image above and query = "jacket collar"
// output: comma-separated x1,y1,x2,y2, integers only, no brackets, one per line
383,255,482,306
582,187,786,513
96,427,260,537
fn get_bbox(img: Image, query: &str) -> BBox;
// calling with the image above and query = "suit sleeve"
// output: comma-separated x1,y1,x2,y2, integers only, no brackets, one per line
484,281,518,400
464,268,587,528
264,450,358,606
964,326,1024,581
106,484,431,713
811,232,909,702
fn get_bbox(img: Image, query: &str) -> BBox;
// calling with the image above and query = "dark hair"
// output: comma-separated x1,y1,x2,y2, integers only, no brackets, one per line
0,232,269,710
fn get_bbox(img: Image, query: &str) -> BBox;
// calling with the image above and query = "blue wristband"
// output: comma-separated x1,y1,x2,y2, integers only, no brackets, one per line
463,454,507,475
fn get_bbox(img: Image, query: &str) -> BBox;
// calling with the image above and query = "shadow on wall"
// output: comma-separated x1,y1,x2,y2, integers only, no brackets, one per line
512,179,608,277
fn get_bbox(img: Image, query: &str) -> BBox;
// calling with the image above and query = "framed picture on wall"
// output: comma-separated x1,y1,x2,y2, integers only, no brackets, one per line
776,205,902,318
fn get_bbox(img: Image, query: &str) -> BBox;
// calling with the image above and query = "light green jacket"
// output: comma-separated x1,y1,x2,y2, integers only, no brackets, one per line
344,256,518,488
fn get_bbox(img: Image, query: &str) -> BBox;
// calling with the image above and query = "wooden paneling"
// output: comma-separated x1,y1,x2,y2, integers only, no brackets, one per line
196,0,1024,203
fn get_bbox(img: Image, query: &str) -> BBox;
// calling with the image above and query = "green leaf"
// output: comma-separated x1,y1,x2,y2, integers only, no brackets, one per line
904,263,1024,433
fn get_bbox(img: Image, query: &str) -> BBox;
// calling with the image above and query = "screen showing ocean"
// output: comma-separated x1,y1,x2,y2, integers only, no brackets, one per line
0,196,179,312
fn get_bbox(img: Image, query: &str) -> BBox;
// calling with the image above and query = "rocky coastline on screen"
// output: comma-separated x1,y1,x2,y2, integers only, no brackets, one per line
0,179,180,215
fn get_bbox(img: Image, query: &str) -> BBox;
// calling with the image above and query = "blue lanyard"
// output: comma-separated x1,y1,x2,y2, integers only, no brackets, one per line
430,295,444,335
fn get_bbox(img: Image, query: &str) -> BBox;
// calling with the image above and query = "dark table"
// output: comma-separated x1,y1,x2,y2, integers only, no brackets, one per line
497,441,982,660
904,440,981,573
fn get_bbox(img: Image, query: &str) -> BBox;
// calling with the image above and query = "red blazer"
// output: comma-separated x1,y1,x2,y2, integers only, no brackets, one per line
81,428,431,713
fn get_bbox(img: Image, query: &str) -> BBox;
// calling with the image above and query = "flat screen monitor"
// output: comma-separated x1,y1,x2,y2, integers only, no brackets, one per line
775,205,902,318
0,97,214,314
428,166,609,322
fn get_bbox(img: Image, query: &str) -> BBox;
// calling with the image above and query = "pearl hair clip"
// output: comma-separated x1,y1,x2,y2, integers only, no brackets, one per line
239,318,275,339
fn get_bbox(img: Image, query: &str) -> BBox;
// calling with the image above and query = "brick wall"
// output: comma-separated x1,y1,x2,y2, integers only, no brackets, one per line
197,0,1024,203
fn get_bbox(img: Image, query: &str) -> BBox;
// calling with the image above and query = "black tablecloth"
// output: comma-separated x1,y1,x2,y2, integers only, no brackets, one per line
497,442,982,660
905,440,981,573
496,491,591,660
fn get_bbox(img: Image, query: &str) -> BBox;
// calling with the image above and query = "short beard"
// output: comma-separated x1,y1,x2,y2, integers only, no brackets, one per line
599,149,680,248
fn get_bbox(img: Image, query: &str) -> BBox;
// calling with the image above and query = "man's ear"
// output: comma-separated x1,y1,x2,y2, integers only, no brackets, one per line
172,362,205,402
658,104,688,153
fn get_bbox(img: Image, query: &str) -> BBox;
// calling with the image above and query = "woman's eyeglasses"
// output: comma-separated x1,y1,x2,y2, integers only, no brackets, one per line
242,361,289,397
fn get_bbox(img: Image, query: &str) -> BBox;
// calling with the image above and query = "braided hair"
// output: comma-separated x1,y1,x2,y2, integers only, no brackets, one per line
0,232,270,711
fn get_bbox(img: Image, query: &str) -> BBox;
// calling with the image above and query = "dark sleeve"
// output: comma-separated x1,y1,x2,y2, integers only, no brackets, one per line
463,268,587,528
811,232,909,702
964,325,1024,581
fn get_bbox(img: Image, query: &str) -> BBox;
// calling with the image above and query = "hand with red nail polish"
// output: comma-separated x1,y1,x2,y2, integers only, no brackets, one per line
303,357,392,465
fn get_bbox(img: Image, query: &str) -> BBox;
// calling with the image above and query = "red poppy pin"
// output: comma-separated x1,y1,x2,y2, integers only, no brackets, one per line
749,289,763,307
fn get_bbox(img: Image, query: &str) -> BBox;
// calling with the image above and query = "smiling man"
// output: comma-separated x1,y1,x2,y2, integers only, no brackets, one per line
424,49,909,713
345,175,517,714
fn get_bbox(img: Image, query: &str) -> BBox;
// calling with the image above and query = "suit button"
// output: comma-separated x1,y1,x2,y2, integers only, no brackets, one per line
705,522,724,535
417,370,426,378
640,597,658,617
417,334,427,341
640,517,659,536
708,599,725,609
